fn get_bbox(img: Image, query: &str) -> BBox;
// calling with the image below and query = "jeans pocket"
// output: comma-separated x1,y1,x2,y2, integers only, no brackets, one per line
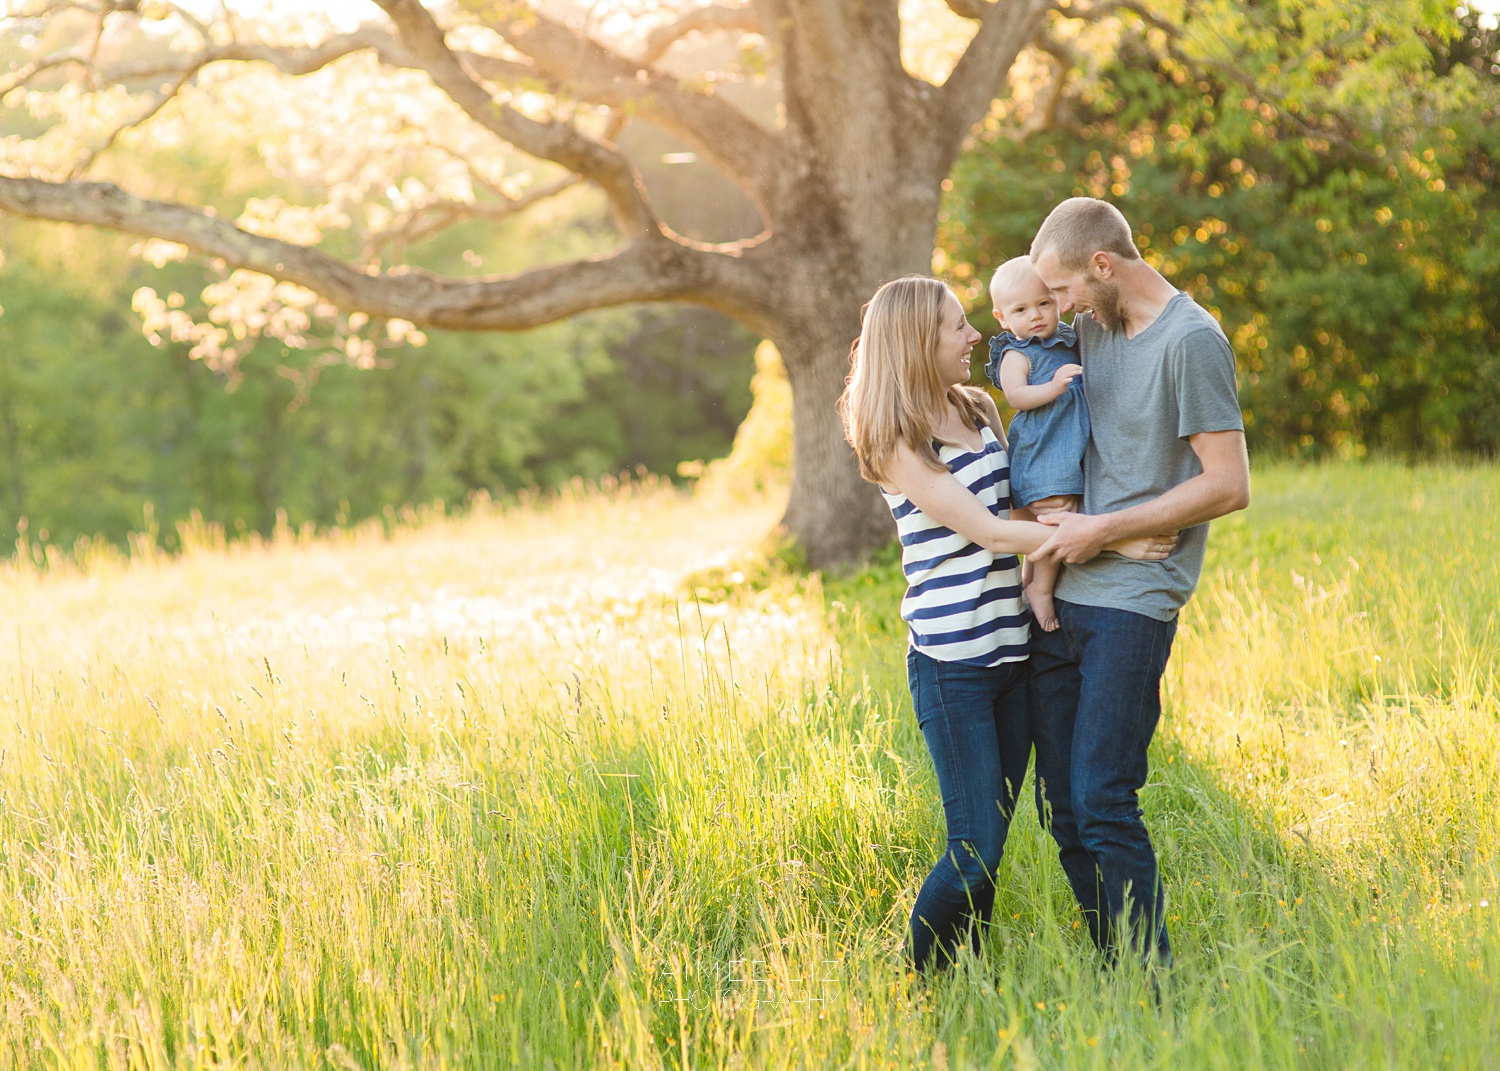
907,647,929,728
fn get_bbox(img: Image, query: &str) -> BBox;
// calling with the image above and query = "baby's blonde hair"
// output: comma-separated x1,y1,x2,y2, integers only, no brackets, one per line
988,255,1042,306
839,276,989,486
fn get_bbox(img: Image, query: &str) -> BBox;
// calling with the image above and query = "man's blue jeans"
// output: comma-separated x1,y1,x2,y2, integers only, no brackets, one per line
906,648,1031,973
1029,598,1176,965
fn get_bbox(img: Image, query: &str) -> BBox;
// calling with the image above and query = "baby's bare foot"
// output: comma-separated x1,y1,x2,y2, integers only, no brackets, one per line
1026,585,1059,632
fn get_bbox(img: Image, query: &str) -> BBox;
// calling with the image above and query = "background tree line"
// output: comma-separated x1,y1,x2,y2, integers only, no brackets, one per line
0,8,764,552
1,3,1497,556
944,5,1500,457
0,214,759,550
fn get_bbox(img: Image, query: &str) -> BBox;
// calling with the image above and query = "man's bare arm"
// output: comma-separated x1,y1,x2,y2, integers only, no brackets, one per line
1029,430,1250,565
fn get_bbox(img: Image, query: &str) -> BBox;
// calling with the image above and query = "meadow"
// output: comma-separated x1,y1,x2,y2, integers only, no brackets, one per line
0,462,1496,1069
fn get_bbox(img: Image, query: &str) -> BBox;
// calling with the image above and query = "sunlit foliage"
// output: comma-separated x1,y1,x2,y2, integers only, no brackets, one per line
944,4,1500,456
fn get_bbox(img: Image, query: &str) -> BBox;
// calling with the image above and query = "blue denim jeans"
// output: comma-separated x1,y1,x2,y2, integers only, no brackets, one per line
1029,599,1176,966
905,648,1031,973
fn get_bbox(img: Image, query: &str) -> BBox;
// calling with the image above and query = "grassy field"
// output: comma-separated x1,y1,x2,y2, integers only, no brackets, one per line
0,463,1496,1069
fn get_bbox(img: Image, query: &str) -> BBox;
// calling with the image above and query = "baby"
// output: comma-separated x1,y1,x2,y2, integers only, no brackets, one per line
985,256,1091,631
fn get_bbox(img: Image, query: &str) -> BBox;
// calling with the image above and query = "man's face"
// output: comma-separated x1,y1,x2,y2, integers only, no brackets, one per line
1034,250,1124,331
1079,277,1124,331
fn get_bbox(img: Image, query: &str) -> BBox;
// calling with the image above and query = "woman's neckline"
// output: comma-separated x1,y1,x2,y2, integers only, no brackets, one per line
934,422,988,454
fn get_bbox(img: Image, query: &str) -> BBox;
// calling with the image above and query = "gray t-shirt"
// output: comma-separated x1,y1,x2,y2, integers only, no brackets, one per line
1054,291,1243,621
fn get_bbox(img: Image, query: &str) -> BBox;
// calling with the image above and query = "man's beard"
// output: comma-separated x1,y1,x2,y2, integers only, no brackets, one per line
1085,279,1124,331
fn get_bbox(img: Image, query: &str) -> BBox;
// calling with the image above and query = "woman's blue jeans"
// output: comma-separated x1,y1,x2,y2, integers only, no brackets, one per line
905,648,1030,973
1029,598,1176,966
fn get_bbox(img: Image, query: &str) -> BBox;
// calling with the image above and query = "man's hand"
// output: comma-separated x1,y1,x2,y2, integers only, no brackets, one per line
1030,511,1114,565
1032,512,1179,564
1029,430,1249,565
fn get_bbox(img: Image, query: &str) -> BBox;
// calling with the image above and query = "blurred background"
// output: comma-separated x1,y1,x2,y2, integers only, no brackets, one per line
0,0,1496,553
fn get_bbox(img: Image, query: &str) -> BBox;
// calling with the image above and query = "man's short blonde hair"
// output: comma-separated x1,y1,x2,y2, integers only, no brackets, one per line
988,255,1040,305
1030,197,1140,271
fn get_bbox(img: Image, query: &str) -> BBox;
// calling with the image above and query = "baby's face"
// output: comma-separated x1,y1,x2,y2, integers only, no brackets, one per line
991,273,1060,342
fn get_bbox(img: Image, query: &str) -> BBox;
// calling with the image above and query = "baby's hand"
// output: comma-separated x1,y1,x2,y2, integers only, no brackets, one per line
1051,364,1083,391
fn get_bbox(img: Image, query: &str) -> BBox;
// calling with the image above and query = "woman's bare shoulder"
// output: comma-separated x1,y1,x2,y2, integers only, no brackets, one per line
971,389,1007,446
882,435,945,495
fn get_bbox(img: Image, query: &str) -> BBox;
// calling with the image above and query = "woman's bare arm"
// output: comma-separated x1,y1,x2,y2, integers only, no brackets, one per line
883,441,1051,555
883,434,1176,561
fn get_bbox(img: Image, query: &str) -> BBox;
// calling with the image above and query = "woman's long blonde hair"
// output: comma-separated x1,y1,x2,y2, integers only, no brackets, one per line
838,275,989,485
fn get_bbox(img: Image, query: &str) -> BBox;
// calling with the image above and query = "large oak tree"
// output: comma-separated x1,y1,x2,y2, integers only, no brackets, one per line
0,0,1467,564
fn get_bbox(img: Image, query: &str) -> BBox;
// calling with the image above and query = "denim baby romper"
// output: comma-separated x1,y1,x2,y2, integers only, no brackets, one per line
984,320,1090,508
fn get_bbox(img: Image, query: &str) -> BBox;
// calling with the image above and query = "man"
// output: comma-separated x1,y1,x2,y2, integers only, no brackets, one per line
1025,197,1250,966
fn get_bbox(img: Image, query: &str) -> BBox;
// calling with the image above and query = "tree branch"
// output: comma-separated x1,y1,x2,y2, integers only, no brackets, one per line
1,27,423,180
1061,0,1179,37
0,3,115,94
103,27,402,81
0,50,89,96
0,25,422,98
0,175,777,333
943,0,993,18
7,6,772,232
161,0,213,45
639,5,762,67
745,0,786,52
372,0,660,239
68,68,194,176
361,175,581,261
939,0,1052,145
1018,33,1073,138
10,5,776,212
476,8,776,211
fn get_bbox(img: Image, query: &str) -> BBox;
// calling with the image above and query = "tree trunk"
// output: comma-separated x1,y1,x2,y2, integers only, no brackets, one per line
762,152,943,568
775,307,895,569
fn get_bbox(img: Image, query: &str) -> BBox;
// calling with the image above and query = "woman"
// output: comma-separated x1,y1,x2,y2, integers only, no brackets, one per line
838,276,1173,973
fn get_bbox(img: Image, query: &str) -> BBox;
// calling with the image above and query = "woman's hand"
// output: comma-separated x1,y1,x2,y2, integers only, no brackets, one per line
1033,512,1176,563
1107,532,1178,560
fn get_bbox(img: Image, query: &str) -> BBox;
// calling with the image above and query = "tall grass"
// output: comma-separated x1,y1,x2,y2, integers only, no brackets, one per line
0,462,1495,1068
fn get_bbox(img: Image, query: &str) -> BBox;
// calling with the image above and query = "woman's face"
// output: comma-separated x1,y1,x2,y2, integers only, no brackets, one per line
934,290,982,388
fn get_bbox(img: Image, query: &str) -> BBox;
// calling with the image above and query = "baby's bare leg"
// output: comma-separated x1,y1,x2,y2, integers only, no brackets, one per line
1022,495,1081,633
1026,559,1062,632
1012,503,1037,589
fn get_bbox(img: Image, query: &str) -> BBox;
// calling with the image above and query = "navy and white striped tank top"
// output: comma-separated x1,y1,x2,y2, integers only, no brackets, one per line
880,425,1030,667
